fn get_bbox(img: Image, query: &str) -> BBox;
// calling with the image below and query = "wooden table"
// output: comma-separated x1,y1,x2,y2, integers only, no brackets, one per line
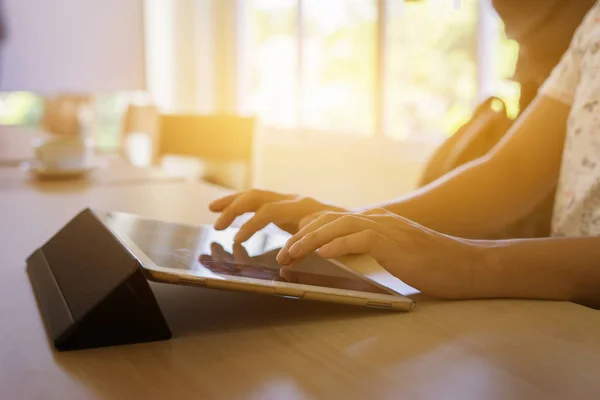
0,154,191,191
2,181,600,399
0,125,191,191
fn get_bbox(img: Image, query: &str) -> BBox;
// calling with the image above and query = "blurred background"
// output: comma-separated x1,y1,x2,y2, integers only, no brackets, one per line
0,0,520,206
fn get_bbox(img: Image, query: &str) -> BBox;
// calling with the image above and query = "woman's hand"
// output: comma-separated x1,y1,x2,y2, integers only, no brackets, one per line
276,209,488,299
209,189,347,243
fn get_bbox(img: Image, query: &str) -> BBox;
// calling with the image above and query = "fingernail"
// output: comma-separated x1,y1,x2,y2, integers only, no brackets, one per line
288,243,301,258
214,218,225,230
316,246,328,257
277,250,290,265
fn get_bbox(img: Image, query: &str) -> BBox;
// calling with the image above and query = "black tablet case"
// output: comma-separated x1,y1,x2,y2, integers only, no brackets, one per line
26,208,172,351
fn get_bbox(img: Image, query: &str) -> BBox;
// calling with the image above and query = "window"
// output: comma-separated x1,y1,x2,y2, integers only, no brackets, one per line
244,0,518,139
386,0,479,140
0,92,148,150
247,0,298,128
302,0,377,134
0,92,43,127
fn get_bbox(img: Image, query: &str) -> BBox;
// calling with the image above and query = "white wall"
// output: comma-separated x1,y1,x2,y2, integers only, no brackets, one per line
254,129,437,208
0,0,145,93
144,0,217,113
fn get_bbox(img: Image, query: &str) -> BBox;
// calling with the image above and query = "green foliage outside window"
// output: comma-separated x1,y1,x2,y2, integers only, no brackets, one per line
250,0,520,138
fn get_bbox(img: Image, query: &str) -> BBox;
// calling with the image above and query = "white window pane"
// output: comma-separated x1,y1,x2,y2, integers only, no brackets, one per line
302,0,377,135
0,92,43,126
247,0,298,128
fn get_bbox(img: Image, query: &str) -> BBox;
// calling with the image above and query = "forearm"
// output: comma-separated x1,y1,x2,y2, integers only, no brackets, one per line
361,156,544,238
359,96,569,238
468,236,600,307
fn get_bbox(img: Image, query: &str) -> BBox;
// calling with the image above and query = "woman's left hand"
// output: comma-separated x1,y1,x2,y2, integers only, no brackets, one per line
276,209,488,299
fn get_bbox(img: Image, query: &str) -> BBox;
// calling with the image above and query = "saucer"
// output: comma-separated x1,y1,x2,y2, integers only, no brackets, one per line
21,161,95,180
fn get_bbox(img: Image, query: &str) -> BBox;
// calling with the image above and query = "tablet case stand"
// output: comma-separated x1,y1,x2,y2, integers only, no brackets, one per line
26,208,172,351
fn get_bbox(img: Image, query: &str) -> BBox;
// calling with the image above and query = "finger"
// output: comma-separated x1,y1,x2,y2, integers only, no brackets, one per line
235,198,314,242
276,211,347,264
234,201,296,243
286,216,400,262
316,229,393,259
234,214,271,243
214,193,266,230
298,210,329,230
209,193,241,212
362,207,391,216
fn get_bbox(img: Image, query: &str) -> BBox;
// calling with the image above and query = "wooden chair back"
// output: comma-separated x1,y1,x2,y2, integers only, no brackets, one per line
122,104,161,139
157,114,254,163
158,114,256,188
121,104,161,163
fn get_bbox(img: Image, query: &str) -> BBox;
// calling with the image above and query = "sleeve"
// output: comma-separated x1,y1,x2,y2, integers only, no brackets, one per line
539,2,600,106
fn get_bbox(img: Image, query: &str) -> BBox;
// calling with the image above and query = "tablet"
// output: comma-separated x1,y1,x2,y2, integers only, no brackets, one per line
102,211,415,311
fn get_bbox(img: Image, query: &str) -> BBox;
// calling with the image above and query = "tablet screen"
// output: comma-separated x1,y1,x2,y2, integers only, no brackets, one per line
103,212,388,295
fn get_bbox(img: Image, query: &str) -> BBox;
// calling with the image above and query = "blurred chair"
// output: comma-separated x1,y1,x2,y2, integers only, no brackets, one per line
121,104,161,166
41,94,92,136
158,114,256,189
419,97,512,187
121,105,256,189
419,97,553,239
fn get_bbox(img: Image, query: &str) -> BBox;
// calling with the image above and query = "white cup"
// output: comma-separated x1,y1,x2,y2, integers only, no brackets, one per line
32,136,94,170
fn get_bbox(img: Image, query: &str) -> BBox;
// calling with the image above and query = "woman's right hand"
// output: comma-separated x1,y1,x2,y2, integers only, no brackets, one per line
209,189,347,243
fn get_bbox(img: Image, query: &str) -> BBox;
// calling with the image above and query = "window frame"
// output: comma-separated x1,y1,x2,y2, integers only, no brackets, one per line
234,0,501,141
